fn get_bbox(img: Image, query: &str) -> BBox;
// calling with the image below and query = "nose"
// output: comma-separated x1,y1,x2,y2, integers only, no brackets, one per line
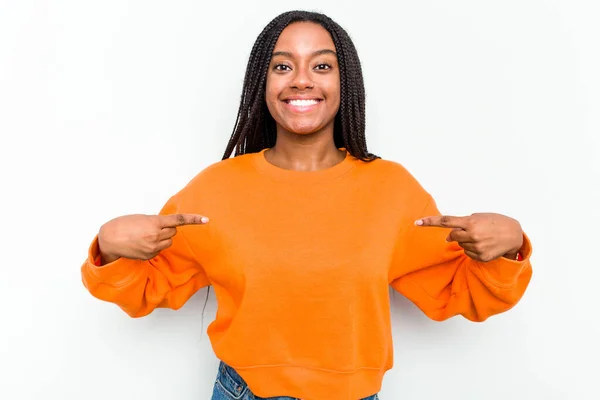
291,66,313,89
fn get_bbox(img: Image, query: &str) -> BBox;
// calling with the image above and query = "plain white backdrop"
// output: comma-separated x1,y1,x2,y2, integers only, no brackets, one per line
1,0,599,399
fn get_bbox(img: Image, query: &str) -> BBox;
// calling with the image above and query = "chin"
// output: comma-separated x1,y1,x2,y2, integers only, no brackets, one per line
290,126,320,135
280,119,332,136
289,127,323,136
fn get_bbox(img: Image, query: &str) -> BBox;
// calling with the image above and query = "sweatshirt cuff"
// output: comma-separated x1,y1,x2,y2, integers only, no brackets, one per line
476,233,532,287
85,235,141,284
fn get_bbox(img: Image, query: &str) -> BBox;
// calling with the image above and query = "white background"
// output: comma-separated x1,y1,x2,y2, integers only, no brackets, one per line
1,0,598,399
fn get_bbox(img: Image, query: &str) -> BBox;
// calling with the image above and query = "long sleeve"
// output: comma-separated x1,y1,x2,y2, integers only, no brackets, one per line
80,196,211,318
389,196,533,322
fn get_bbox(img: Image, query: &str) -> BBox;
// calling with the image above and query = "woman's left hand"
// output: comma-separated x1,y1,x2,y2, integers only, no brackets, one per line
414,213,524,262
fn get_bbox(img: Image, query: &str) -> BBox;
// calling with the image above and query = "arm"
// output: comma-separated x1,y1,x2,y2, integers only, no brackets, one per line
80,197,210,318
389,196,533,322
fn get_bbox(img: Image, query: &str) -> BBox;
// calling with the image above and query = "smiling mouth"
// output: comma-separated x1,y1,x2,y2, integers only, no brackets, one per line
283,99,323,107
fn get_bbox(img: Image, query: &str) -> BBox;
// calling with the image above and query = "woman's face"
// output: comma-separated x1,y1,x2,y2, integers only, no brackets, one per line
265,22,340,136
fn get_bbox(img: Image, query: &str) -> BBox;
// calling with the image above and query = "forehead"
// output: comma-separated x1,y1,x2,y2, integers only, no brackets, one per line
273,22,336,53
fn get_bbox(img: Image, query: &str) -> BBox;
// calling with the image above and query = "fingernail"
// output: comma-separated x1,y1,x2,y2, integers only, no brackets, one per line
201,217,209,223
415,219,423,226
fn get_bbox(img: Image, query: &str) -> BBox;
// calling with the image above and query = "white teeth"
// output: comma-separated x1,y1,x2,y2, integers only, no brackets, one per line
287,99,319,106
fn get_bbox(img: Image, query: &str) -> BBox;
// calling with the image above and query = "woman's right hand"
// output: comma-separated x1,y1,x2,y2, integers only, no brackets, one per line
97,214,209,264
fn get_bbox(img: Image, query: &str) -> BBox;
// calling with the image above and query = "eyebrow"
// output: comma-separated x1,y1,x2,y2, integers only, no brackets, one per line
271,49,337,58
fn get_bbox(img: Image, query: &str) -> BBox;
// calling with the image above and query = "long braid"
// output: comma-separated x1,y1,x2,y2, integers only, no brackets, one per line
221,10,379,162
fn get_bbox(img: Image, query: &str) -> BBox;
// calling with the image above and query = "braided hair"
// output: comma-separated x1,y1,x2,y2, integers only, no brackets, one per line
222,10,379,162
201,11,379,325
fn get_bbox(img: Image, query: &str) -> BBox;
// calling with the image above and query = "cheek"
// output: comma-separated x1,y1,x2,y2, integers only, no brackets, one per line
331,87,341,109
328,89,341,115
265,82,274,104
265,80,283,114
325,76,341,111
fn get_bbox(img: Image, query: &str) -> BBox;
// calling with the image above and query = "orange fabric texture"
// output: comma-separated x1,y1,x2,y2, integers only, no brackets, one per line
81,149,533,400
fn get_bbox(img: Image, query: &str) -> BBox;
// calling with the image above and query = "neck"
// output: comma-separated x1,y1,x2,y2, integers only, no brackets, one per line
266,125,346,172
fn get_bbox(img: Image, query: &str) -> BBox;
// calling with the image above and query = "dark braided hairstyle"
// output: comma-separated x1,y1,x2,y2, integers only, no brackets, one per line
221,10,379,162
201,11,379,328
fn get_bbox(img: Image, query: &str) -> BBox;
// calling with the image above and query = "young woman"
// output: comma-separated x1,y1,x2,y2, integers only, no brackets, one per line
81,10,533,400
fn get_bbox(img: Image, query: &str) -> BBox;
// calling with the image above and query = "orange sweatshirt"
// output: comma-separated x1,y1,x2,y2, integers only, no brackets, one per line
81,149,532,400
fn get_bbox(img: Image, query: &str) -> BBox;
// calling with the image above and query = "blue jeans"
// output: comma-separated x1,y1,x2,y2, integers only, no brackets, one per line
211,361,379,400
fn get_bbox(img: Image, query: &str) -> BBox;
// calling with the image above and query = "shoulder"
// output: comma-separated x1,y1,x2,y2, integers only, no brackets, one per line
193,153,254,181
171,153,256,201
357,157,432,204
359,157,422,186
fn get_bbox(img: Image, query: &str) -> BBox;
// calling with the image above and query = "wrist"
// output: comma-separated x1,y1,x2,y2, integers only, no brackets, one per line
99,251,120,265
503,250,520,260
97,231,120,265
503,229,525,260
503,242,524,260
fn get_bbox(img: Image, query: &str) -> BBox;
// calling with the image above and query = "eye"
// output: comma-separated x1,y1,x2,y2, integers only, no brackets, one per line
274,64,291,71
314,63,332,71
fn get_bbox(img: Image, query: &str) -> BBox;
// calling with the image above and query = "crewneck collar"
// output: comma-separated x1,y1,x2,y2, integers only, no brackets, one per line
252,148,357,183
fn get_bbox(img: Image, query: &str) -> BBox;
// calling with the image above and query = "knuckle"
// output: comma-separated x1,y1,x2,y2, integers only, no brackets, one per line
146,232,160,243
146,243,158,253
440,216,451,226
176,214,185,225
